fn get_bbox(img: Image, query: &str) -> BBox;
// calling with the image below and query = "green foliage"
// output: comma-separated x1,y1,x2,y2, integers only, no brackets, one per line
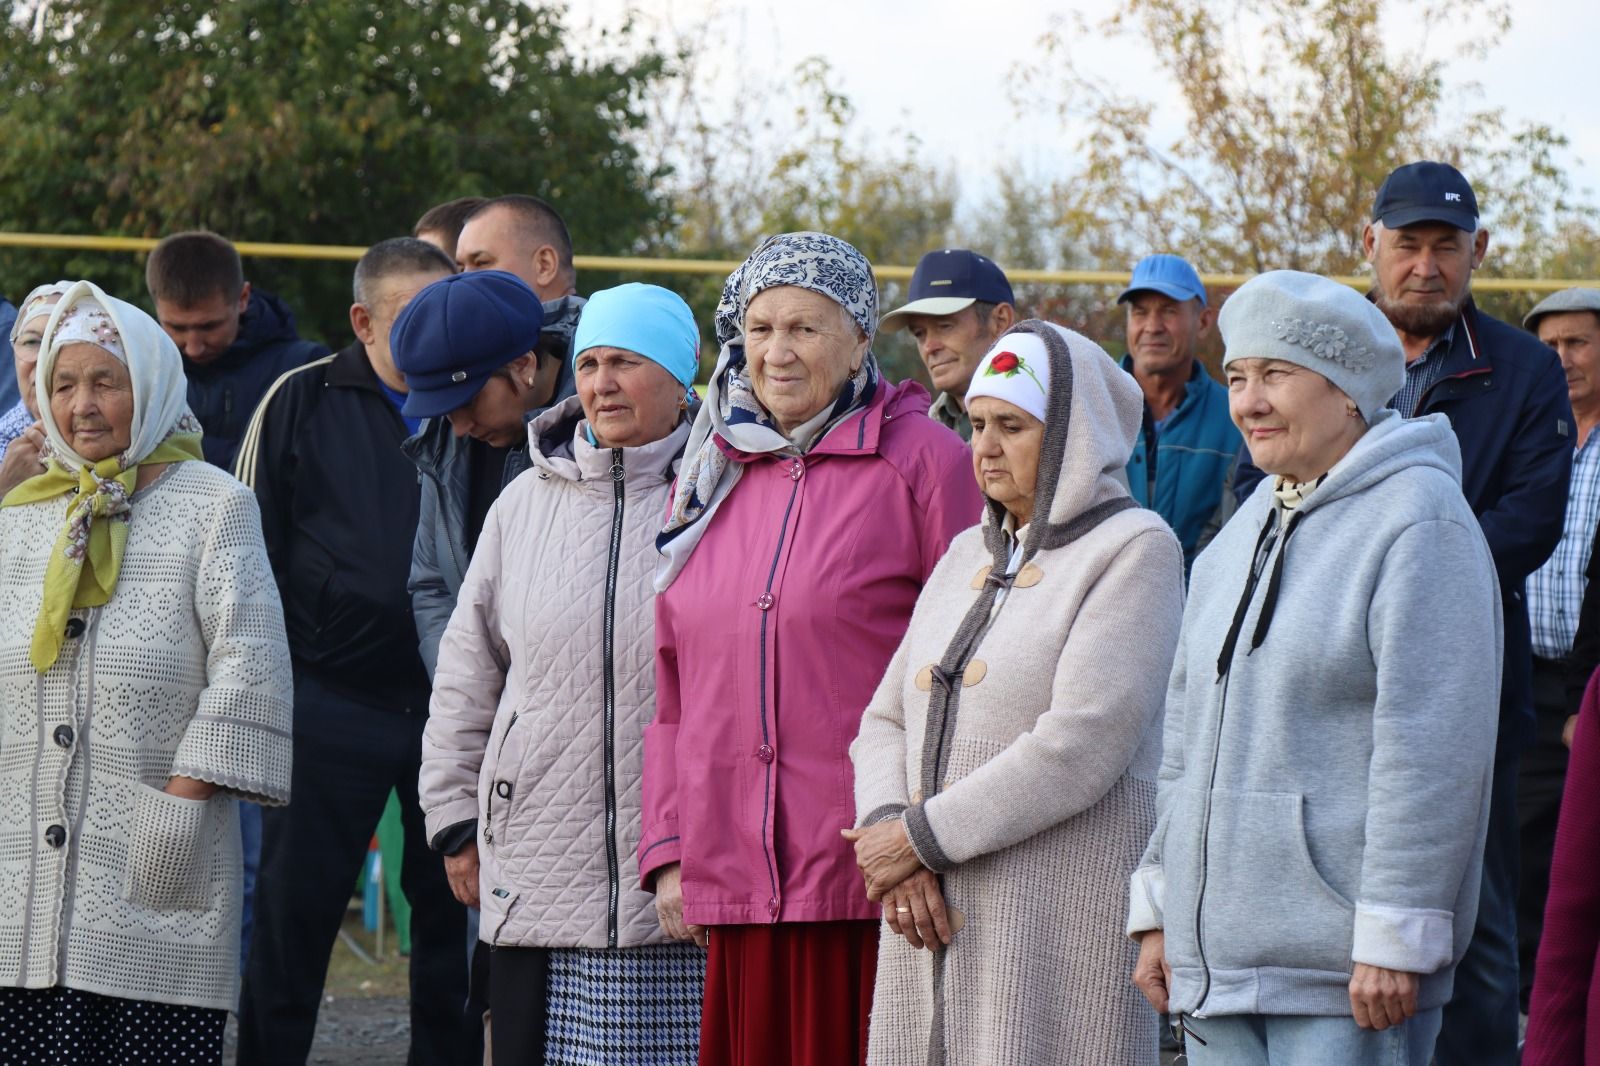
0,0,667,345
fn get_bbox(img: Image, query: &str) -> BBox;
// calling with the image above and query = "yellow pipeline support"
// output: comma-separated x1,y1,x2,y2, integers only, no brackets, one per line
0,232,1594,292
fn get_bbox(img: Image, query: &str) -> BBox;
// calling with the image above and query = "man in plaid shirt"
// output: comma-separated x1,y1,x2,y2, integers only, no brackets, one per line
1518,286,1600,1019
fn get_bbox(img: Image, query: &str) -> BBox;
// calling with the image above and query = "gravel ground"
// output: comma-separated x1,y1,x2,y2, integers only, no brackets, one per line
224,995,412,1065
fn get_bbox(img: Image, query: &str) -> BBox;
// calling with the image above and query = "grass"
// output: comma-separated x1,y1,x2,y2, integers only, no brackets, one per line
322,910,411,999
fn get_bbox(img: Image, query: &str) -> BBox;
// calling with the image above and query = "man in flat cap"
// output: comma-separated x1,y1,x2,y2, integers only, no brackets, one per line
1517,286,1600,1017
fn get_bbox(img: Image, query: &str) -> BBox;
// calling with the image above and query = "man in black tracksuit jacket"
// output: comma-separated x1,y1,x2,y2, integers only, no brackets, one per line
233,239,471,1066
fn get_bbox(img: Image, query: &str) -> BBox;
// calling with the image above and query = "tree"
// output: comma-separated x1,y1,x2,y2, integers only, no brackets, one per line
0,0,667,344
634,20,959,383
1025,0,1593,284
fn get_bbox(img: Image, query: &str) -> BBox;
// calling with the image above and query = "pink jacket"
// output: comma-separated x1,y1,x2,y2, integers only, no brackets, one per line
639,380,981,926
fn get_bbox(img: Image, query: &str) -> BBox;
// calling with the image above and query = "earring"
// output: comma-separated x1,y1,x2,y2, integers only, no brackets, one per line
1348,407,1360,418
525,377,535,387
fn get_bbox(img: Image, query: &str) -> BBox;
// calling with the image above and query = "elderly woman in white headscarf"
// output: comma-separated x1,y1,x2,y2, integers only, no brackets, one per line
0,281,74,494
0,281,293,1065
848,321,1185,1065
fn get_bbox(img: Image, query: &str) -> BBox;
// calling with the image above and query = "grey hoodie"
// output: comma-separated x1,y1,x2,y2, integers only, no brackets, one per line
1127,410,1502,1017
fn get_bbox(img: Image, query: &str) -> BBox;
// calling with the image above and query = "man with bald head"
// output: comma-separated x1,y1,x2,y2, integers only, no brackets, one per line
454,194,579,301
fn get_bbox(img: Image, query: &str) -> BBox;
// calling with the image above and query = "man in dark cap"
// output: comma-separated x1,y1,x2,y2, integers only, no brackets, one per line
877,248,1017,440
234,239,471,1065
1362,160,1572,1065
1516,286,1600,1019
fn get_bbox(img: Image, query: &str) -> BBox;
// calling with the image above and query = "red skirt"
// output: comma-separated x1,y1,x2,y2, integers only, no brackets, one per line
699,920,879,1066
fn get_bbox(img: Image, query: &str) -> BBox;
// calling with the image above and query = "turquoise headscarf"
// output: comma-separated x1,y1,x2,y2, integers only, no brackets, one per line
572,283,700,391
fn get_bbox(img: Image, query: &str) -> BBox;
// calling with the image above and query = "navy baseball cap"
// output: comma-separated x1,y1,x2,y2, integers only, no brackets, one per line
878,249,1015,333
1117,254,1207,306
1372,161,1479,232
391,270,545,419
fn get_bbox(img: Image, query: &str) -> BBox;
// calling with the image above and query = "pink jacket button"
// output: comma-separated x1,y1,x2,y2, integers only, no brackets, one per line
757,744,775,763
789,460,803,480
767,898,779,916
755,593,774,610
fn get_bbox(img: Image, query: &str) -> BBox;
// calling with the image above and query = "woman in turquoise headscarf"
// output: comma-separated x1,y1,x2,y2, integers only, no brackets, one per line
0,281,292,1065
419,282,706,1065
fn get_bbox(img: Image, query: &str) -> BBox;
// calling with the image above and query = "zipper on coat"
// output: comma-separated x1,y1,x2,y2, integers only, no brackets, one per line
483,711,520,846
419,464,468,591
1142,405,1158,503
1192,527,1278,1014
602,449,625,948
754,467,804,918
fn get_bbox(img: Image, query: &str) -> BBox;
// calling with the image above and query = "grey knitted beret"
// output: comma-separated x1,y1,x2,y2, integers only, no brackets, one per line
1523,287,1600,331
1219,270,1405,422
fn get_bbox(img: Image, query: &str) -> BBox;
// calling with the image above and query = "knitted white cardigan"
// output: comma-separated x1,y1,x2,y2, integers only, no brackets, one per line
0,461,292,1011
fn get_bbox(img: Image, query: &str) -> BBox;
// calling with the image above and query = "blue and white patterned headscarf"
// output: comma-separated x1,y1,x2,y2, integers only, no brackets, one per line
656,232,880,590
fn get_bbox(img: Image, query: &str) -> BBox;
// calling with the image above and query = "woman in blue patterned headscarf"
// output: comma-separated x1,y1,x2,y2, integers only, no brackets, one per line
640,233,981,1066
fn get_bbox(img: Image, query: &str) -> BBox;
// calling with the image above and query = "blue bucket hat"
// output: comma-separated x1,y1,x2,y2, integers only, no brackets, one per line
573,283,701,390
391,270,545,419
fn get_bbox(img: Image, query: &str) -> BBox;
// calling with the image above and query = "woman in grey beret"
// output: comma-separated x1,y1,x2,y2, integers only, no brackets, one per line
1127,270,1502,1064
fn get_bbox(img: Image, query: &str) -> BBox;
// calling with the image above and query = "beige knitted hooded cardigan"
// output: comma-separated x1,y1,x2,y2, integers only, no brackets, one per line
851,321,1185,1065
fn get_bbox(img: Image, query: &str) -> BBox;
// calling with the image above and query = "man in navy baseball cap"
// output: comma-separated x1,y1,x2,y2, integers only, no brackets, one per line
1359,160,1573,1066
1114,253,1237,572
878,248,1017,440
1371,159,1480,233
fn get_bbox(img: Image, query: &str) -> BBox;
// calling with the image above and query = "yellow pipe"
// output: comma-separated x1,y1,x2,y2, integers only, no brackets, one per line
0,232,1594,293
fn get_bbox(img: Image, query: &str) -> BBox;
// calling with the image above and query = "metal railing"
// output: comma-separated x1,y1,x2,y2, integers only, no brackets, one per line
1,231,1595,292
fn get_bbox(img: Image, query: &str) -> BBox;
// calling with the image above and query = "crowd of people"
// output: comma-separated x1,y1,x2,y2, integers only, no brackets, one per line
0,161,1599,1065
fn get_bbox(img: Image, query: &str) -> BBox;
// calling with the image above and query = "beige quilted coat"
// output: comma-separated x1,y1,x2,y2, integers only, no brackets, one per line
421,398,688,950
0,462,293,1011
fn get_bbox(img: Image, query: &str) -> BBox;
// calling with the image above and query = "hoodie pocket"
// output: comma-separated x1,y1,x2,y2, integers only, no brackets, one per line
123,782,221,911
1201,789,1354,976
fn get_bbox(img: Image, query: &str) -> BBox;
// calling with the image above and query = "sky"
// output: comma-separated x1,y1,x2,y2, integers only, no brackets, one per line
577,0,1600,225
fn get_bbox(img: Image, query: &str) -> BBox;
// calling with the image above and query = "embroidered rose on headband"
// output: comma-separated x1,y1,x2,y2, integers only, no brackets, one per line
1271,318,1376,372
984,350,1046,392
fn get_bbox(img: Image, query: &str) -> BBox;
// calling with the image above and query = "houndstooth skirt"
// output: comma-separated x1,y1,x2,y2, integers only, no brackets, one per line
543,942,705,1065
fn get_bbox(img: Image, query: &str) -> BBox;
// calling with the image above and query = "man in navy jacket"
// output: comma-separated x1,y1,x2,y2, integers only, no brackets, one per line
1364,162,1572,1065
146,230,328,471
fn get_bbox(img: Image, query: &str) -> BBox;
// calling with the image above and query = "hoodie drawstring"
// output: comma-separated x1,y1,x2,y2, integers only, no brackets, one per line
1248,509,1305,653
1214,508,1307,680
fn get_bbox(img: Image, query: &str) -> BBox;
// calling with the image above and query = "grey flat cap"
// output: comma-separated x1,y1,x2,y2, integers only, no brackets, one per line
1524,287,1600,331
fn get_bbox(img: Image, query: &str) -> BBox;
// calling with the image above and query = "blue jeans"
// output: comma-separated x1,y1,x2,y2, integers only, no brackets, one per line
1436,753,1521,1065
1185,1008,1443,1065
239,800,263,972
